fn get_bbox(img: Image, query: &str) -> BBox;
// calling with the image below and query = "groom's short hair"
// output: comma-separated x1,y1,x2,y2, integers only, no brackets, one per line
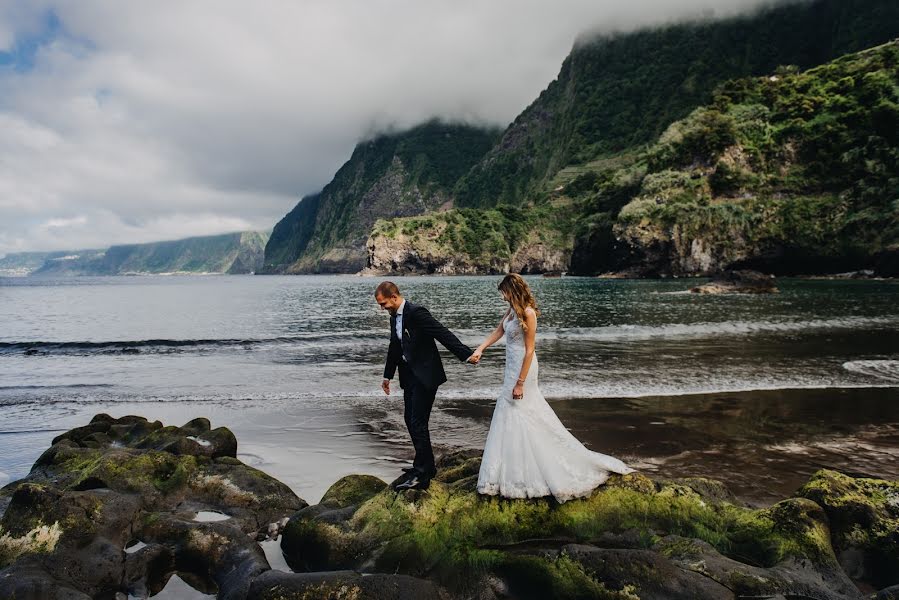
375,281,400,298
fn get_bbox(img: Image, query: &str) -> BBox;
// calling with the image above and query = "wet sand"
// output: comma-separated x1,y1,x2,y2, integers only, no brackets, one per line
2,386,897,507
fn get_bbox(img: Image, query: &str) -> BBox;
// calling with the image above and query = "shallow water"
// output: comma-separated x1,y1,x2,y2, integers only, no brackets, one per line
1,275,897,503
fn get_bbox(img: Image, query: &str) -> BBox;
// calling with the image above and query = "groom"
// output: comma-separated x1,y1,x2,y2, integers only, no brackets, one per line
375,281,475,491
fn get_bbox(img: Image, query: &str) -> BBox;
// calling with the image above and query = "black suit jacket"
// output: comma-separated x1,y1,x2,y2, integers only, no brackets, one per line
383,302,473,390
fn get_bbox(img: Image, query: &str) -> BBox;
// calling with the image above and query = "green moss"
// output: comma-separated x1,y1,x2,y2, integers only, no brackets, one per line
0,521,62,568
320,475,386,509
343,473,838,591
59,449,200,496
656,536,705,559
493,553,637,600
281,518,371,572
797,469,899,587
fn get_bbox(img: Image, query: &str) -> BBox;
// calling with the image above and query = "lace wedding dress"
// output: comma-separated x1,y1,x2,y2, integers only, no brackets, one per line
477,310,634,503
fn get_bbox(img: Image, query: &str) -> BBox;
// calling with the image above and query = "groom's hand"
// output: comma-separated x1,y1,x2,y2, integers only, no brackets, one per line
381,379,391,395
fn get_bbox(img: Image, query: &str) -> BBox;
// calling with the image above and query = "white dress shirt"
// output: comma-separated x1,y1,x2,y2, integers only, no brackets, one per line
395,299,406,343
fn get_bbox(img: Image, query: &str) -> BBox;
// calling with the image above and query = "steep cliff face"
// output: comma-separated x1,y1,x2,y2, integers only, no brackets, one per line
365,205,573,275
0,250,102,276
579,41,899,276
267,0,898,276
454,0,899,209
261,121,499,274
371,41,898,277
29,231,270,276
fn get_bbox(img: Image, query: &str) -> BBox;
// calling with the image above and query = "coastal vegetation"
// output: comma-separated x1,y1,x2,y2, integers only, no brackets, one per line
453,0,899,209
367,40,899,276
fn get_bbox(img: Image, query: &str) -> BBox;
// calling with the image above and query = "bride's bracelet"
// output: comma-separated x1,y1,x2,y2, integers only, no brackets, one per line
516,378,525,383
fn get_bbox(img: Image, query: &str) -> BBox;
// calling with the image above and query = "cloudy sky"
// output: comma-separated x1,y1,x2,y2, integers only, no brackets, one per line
0,0,786,256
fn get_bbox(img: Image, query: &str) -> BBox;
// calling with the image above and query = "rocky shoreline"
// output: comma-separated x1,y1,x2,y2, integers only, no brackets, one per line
1,415,897,599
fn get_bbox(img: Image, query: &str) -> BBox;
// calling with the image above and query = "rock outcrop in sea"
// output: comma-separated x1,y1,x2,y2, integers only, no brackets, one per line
1,416,897,599
690,270,778,294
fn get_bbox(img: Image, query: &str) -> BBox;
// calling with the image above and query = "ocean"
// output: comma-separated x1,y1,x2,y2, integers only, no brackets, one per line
1,274,897,503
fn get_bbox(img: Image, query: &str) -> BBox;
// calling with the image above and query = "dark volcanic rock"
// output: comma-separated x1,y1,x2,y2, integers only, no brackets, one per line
3,420,896,600
558,543,734,599
248,569,448,600
0,415,305,600
690,269,778,294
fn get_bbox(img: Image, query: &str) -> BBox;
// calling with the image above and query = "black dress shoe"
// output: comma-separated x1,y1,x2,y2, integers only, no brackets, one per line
394,474,431,491
390,470,416,489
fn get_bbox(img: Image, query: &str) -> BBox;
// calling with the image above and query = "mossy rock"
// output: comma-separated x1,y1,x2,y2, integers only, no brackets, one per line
59,447,201,498
558,543,733,600
797,469,899,588
319,474,387,509
489,552,639,600
189,460,306,521
53,414,237,459
665,477,737,504
434,448,482,485
312,469,864,596
280,517,375,572
247,570,447,600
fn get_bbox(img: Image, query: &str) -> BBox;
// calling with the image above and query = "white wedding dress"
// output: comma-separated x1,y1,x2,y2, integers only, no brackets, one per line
477,310,634,503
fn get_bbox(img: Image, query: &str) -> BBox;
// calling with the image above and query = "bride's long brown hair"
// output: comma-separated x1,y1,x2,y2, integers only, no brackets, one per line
498,273,540,332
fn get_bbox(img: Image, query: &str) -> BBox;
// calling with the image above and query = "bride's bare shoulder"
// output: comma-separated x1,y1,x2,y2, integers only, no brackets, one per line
524,306,537,318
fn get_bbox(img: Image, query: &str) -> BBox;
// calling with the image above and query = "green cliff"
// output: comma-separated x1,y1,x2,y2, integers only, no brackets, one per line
370,41,899,276
29,231,270,276
269,0,899,276
261,121,500,274
454,0,899,209
573,40,899,276
0,250,102,277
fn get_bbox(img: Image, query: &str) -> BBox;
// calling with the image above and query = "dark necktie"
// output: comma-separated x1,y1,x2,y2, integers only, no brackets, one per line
391,314,408,362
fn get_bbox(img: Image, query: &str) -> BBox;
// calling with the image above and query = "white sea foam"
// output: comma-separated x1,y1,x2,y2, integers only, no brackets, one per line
142,573,215,600
186,435,212,447
259,536,292,572
537,316,899,342
194,511,230,522
124,541,147,554
842,360,899,382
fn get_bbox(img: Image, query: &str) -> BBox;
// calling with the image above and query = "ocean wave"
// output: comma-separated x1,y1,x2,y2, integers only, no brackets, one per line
842,360,899,382
1,382,894,408
0,331,387,356
538,316,899,342
2,315,896,357
0,383,114,390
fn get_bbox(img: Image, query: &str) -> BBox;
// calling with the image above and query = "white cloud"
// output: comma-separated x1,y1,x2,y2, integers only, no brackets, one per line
0,0,788,256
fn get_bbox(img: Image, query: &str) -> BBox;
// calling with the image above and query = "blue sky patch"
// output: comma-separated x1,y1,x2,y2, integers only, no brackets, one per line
0,10,91,72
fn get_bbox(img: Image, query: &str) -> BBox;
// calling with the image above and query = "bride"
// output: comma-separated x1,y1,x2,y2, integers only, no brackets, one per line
470,273,634,503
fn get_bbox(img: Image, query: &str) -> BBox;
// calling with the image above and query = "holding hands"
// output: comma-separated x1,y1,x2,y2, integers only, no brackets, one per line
468,348,484,364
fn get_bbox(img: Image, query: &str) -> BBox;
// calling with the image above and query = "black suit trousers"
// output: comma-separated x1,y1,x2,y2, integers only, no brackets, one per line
401,366,438,476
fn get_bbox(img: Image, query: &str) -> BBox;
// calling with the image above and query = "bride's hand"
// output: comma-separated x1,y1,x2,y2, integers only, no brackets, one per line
512,382,524,400
468,349,483,364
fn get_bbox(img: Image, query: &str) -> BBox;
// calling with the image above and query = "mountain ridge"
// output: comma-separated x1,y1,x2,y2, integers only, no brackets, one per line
0,231,270,276
261,120,501,274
